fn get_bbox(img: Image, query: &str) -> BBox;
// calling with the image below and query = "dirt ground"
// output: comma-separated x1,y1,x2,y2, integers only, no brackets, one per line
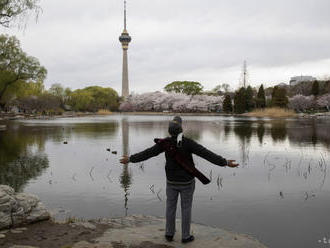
0,220,175,248
0,220,108,248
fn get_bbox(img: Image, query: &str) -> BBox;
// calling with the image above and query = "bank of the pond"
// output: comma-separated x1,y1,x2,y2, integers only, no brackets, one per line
1,110,330,122
0,185,267,248
1,216,268,248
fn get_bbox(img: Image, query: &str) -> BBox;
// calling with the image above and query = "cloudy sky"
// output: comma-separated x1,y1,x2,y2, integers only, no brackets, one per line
1,0,330,94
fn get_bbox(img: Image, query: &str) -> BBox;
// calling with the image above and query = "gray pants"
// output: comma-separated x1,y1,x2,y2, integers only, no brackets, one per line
165,180,195,239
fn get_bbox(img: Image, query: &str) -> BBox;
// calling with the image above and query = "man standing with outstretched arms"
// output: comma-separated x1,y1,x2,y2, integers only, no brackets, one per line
120,116,239,243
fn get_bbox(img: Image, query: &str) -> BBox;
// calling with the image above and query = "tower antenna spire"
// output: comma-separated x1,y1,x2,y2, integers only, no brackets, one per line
124,0,127,30
119,0,132,98
239,60,248,88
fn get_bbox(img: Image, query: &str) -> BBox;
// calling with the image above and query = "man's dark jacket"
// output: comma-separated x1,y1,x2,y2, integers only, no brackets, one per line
129,136,227,183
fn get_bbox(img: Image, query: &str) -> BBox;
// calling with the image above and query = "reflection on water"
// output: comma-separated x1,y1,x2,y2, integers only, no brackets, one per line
0,116,330,248
232,121,252,166
0,154,49,192
121,119,132,216
0,124,49,191
270,121,287,142
0,121,119,191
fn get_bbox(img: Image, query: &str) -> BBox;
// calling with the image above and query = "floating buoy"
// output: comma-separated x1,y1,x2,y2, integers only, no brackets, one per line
63,141,68,144
106,148,111,152
112,151,117,154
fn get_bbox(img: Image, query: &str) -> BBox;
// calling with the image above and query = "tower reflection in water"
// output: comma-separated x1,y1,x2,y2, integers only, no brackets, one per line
120,118,132,216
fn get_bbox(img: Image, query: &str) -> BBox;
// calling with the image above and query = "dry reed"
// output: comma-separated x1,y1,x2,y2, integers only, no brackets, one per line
244,107,296,118
97,109,113,115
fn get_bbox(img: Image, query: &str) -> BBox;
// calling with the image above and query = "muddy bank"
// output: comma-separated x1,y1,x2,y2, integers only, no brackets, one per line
0,220,108,248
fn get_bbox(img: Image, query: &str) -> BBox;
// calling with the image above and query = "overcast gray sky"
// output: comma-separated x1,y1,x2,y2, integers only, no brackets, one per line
1,0,330,93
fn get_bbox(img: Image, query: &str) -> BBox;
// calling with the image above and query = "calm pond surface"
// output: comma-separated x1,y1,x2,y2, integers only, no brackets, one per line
1,115,330,248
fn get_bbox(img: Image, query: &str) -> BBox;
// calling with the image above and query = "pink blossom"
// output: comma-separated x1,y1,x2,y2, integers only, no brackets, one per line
121,92,223,112
288,94,314,111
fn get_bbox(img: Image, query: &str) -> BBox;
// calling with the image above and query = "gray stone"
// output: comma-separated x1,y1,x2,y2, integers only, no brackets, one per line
15,227,28,231
10,227,28,234
0,185,15,195
0,211,12,230
95,215,268,248
10,246,38,248
70,222,96,230
15,193,39,213
0,201,14,212
25,202,50,223
0,193,15,205
12,207,26,226
0,233,5,239
0,185,50,230
72,241,113,248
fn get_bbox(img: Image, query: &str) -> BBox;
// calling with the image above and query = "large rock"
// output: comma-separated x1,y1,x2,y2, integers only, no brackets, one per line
0,211,11,229
0,185,50,230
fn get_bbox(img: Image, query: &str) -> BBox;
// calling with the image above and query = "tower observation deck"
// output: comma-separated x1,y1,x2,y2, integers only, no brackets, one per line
119,0,131,98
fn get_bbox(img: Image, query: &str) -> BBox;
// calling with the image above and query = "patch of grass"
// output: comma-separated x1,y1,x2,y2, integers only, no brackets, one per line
97,109,113,115
244,107,296,118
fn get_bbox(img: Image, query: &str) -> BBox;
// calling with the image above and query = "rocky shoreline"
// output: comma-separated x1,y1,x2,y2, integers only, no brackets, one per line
0,185,268,248
0,185,50,230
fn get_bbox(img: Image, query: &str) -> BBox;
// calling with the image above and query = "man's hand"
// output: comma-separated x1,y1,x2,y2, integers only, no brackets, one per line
227,160,239,168
120,155,130,164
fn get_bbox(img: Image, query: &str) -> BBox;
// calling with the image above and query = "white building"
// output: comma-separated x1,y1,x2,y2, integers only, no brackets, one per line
289,76,316,86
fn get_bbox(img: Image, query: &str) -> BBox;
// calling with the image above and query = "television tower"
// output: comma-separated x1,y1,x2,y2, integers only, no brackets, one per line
240,60,248,88
119,0,132,98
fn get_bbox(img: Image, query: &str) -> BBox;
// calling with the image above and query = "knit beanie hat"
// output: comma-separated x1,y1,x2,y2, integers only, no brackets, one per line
168,116,183,137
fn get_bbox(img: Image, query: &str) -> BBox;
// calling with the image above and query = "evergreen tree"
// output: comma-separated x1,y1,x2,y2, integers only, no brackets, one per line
223,94,233,113
311,80,319,96
234,87,246,114
256,84,266,108
246,86,255,111
271,86,288,108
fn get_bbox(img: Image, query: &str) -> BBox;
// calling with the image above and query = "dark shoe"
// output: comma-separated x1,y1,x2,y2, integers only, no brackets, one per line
165,235,174,242
182,235,194,243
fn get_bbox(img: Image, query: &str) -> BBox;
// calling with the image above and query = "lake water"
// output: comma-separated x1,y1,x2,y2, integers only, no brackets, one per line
0,115,330,248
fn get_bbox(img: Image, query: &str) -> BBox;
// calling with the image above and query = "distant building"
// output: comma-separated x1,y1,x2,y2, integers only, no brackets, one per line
289,76,316,86
277,83,288,87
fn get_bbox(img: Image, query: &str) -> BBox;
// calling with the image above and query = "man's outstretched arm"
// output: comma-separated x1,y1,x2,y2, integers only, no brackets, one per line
187,138,239,167
120,143,164,164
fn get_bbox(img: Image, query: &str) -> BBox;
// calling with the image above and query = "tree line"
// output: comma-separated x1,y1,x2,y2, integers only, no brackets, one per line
119,80,330,114
222,81,330,114
0,34,119,114
2,79,120,114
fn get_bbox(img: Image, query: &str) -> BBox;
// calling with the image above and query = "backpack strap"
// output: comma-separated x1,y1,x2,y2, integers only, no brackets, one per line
154,138,210,185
